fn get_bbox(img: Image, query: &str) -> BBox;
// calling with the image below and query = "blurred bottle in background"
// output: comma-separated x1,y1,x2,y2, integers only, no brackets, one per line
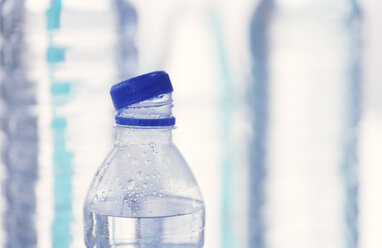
125,1,225,247
249,0,361,247
0,0,137,247
0,1,39,247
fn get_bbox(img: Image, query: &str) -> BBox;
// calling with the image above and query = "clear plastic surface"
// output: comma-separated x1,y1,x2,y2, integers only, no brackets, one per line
84,94,205,248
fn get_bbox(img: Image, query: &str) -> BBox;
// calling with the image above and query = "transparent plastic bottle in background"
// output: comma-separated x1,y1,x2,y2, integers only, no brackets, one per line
0,0,137,247
249,0,361,247
84,71,205,248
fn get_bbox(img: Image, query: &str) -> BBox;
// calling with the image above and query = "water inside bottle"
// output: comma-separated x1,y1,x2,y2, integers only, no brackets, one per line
84,196,205,248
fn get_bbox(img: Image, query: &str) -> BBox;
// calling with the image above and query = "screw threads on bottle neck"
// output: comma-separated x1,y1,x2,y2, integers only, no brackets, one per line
115,93,175,127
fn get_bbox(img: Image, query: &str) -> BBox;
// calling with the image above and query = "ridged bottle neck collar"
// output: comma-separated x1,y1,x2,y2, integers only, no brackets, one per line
115,93,175,127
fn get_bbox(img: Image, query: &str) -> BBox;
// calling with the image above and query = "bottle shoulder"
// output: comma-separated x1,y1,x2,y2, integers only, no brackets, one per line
84,143,204,217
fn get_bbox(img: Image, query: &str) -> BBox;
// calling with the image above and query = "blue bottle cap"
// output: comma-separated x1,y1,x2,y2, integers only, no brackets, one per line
110,71,173,110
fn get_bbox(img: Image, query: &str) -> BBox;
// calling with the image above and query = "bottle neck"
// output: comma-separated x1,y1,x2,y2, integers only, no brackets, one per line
115,126,173,146
114,93,175,145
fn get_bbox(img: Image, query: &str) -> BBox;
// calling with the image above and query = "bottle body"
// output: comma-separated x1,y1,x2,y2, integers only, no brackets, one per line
84,89,205,247
249,0,361,247
84,128,205,247
0,0,126,247
84,205,204,248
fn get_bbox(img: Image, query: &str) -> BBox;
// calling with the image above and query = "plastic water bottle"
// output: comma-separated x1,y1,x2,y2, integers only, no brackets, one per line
83,71,205,248
0,1,136,246
249,0,361,247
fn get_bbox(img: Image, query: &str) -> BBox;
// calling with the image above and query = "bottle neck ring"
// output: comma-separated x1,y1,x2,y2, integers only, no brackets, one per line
115,116,175,126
